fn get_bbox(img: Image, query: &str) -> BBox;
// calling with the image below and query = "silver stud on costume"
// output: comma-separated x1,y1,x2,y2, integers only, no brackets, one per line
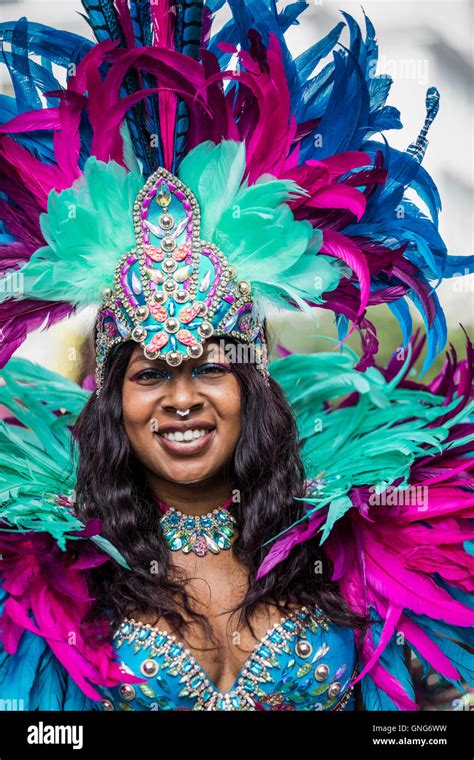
328,682,342,698
118,683,136,701
295,640,313,659
314,663,330,681
140,658,159,677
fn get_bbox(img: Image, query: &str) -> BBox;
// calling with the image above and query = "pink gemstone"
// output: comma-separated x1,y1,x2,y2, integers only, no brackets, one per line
174,243,191,261
145,245,164,262
179,303,202,324
193,536,208,556
150,304,167,321
149,333,169,351
177,329,198,347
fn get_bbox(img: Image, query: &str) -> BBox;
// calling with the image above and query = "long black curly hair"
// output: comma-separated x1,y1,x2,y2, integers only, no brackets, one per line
74,336,369,649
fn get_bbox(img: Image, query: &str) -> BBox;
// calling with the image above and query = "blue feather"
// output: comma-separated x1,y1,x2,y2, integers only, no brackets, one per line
387,297,413,349
0,20,93,63
360,618,416,710
80,0,124,44
0,582,98,709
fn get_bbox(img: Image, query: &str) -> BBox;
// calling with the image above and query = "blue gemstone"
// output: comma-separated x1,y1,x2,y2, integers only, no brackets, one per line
184,517,195,529
243,679,254,692
168,513,180,525
201,517,211,528
154,634,167,647
169,645,181,658
214,533,230,549
138,629,149,641
170,335,177,349
269,631,283,643
249,662,262,675
231,696,241,708
282,620,296,631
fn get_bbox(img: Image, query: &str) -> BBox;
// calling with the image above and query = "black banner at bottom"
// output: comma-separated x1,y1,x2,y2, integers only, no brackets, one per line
0,709,471,758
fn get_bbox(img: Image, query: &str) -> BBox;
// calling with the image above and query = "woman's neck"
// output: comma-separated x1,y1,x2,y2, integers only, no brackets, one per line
148,472,234,516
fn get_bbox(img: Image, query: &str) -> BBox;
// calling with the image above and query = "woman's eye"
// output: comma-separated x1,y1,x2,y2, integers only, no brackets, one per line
129,368,170,384
193,363,230,377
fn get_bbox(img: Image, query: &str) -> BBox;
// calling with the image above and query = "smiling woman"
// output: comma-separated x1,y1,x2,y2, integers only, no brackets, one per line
123,340,242,485
72,335,365,708
0,0,473,716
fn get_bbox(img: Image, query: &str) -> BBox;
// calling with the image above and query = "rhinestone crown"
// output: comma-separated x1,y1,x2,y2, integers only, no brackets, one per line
95,167,268,391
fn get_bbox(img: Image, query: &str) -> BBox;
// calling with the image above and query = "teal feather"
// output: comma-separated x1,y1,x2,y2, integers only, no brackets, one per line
270,349,473,542
15,157,143,309
178,139,336,316
0,359,130,569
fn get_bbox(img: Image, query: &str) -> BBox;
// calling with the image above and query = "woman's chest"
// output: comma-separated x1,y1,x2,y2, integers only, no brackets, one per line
130,560,287,693
101,556,358,711
104,600,358,711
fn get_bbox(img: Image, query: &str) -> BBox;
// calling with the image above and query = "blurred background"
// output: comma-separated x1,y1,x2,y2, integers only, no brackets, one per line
0,0,473,381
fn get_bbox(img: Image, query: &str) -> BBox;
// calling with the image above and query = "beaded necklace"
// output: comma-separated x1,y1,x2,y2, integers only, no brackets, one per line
157,495,235,556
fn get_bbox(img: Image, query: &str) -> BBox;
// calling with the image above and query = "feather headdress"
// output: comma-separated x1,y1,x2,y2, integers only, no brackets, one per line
1,1,472,387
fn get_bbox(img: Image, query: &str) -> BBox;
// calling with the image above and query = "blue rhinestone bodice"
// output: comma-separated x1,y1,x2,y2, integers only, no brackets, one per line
99,605,358,711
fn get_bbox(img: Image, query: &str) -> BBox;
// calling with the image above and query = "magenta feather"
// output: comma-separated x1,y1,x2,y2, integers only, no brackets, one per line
0,299,74,367
256,512,325,580
0,528,146,701
0,108,61,134
320,229,370,320
354,627,419,710
397,615,462,681
351,603,403,685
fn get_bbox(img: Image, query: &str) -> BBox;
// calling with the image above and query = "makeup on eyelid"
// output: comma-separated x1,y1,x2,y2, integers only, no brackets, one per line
127,362,232,383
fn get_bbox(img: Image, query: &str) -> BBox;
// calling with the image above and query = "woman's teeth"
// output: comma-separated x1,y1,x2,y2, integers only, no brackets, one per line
162,429,210,442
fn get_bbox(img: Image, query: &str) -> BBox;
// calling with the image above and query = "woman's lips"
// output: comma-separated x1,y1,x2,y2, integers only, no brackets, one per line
155,428,216,457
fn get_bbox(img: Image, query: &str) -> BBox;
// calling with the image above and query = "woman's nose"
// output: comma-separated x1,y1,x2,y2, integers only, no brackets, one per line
160,373,202,413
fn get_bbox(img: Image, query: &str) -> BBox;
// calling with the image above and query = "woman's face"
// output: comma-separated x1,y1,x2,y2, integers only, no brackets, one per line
122,339,242,485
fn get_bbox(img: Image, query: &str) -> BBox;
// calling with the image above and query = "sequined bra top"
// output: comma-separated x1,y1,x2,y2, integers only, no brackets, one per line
99,604,358,711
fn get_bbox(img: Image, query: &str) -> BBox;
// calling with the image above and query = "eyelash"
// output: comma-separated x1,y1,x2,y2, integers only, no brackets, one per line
128,363,230,384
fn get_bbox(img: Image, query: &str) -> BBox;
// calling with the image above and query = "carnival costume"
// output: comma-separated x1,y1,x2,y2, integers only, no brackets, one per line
0,1,473,711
